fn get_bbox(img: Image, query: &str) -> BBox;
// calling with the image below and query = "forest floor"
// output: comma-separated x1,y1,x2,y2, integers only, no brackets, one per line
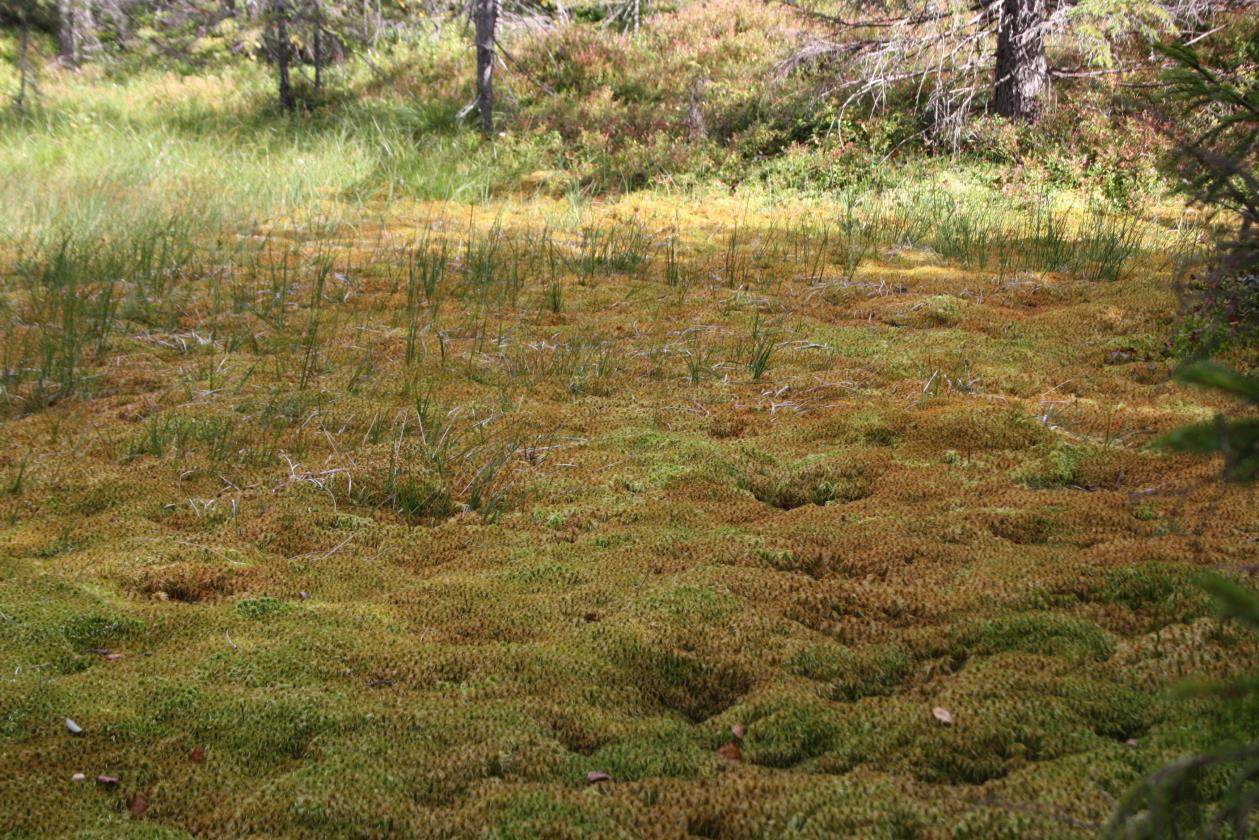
2,180,1257,837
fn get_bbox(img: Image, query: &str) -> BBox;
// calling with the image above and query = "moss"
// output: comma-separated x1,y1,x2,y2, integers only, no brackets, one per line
789,642,917,701
501,560,584,589
740,453,872,510
917,294,964,326
1010,442,1096,489
951,807,1059,839
1098,563,1210,620
957,612,1115,663
233,597,287,620
479,791,643,839
330,512,376,531
59,612,144,650
743,697,844,768
587,719,713,781
610,636,753,722
984,508,1058,544
0,124,1242,835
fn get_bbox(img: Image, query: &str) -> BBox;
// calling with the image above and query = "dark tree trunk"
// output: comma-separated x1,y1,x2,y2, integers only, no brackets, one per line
992,0,1047,122
313,3,323,92
473,0,499,135
276,0,295,111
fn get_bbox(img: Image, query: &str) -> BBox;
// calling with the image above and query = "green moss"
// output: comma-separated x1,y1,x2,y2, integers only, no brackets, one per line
501,561,584,588
789,642,917,701
984,508,1058,544
233,597,287,619
587,719,712,781
1098,563,1210,620
740,453,872,510
330,512,376,531
744,697,843,768
917,294,964,326
610,636,752,722
1010,442,1095,489
756,774,934,838
958,612,1115,663
60,612,144,649
482,791,641,840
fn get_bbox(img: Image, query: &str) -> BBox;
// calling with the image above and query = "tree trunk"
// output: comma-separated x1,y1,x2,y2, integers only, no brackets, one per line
313,1,322,92
57,0,101,68
57,0,78,67
473,0,499,135
275,0,295,111
992,0,1047,122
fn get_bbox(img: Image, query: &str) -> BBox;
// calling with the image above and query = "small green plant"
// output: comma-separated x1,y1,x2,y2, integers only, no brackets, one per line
298,256,332,390
1076,206,1143,282
745,313,778,382
542,281,563,314
663,234,683,288
931,196,996,269
571,221,652,284
1023,197,1073,274
404,237,448,366
4,452,31,496
683,330,716,384
722,224,746,288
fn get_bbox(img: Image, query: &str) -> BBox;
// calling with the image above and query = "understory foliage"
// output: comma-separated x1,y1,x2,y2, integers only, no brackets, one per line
1160,22,1259,478
1162,23,1259,360
1111,25,1259,839
0,1,1247,196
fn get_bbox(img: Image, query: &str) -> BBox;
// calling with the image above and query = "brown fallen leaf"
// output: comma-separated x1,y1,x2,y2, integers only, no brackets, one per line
731,723,745,740
716,742,743,762
932,706,954,725
96,775,118,788
586,771,611,784
127,793,149,816
189,745,206,763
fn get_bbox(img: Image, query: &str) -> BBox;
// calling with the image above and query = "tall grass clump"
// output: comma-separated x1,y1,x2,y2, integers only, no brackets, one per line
571,221,653,285
0,225,207,413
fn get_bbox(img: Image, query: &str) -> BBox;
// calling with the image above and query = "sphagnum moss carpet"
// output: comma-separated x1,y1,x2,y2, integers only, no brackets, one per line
1,194,1255,837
